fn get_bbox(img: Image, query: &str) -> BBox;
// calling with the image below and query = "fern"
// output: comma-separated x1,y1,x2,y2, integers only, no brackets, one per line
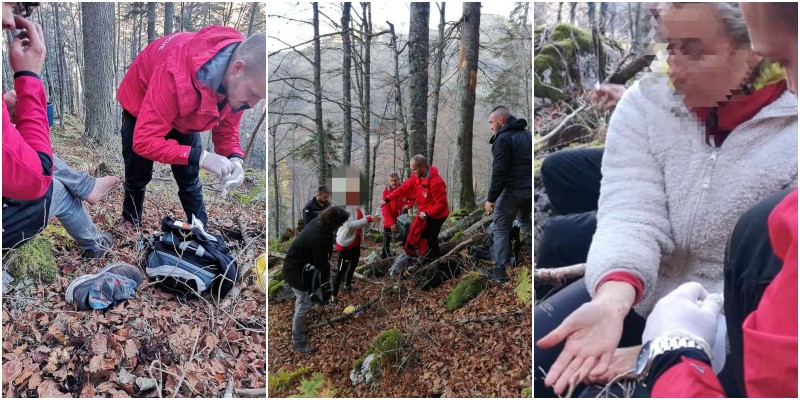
514,267,532,304
290,373,327,398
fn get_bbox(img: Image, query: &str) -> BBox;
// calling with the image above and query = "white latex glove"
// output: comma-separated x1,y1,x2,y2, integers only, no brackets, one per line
643,282,725,369
199,151,235,179
221,158,244,199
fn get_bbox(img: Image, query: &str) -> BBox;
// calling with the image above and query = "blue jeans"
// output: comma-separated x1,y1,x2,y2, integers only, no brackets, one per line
491,190,532,268
291,288,312,346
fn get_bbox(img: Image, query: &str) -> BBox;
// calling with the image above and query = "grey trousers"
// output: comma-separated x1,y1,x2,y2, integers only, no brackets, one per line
291,288,312,346
491,190,533,268
50,156,104,250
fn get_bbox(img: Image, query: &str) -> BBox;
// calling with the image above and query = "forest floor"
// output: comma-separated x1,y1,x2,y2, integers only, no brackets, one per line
2,117,267,398
267,231,533,397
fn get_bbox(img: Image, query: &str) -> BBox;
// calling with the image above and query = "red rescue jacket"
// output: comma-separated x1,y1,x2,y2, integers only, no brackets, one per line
381,183,415,228
652,189,798,398
117,26,245,165
386,166,449,220
2,75,53,200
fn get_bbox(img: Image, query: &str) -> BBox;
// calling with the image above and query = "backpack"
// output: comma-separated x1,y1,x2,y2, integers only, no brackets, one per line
141,217,238,300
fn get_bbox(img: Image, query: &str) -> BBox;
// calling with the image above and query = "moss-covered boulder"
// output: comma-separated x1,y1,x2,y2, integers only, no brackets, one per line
267,271,294,303
522,387,532,398
351,328,407,386
445,274,489,311
4,235,57,284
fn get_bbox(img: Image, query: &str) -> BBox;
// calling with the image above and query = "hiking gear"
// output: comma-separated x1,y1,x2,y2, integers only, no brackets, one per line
65,262,145,310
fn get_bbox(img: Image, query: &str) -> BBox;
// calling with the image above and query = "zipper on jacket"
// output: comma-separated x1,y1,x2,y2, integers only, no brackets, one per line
683,148,720,255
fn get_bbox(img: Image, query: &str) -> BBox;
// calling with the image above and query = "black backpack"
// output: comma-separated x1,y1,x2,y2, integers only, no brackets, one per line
141,217,238,300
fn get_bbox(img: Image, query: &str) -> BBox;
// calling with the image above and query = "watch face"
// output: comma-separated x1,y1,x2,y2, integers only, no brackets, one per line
635,340,652,378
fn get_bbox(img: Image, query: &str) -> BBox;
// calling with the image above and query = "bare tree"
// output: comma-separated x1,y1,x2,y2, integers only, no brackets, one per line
146,2,156,42
341,2,353,165
246,3,259,37
557,2,564,23
164,2,174,35
312,3,327,184
454,2,480,209
427,2,445,165
387,21,409,178
407,2,429,157
82,2,117,142
569,2,577,24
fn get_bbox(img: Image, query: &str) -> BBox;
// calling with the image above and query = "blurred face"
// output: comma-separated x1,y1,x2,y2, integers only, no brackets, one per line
389,175,400,188
225,60,266,112
316,191,331,204
410,161,428,178
660,3,761,108
2,3,16,30
488,111,506,134
740,3,797,95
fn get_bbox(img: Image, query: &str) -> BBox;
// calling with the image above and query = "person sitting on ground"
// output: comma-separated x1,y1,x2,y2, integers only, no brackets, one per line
302,185,332,228
641,2,798,397
534,3,797,397
331,206,380,304
380,172,414,258
281,206,350,354
2,1,115,258
481,105,533,285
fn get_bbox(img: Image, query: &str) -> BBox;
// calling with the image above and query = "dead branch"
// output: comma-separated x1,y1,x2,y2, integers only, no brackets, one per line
438,209,483,242
412,238,475,289
533,263,586,287
458,308,528,324
535,104,592,147
607,53,655,85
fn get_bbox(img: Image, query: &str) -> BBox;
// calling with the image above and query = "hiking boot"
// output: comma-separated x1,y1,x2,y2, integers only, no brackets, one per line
480,267,508,285
292,341,317,355
81,232,114,259
342,284,353,292
65,262,146,309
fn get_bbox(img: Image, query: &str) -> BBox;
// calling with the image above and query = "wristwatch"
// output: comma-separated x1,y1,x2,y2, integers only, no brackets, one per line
635,334,711,387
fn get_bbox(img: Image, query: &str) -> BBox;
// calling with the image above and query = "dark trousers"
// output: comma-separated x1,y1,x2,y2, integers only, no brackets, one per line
381,226,392,258
723,188,792,398
120,110,208,226
333,245,360,297
422,217,446,262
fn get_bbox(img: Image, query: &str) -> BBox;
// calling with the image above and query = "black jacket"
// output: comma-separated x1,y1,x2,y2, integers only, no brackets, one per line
488,116,532,202
282,218,333,291
302,196,330,226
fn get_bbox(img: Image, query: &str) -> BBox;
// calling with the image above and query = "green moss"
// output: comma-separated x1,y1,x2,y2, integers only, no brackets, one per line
268,367,309,395
4,235,57,284
268,238,292,253
534,73,564,101
354,328,406,371
231,172,267,205
268,279,286,300
522,387,532,398
451,231,463,242
445,276,488,311
550,23,592,50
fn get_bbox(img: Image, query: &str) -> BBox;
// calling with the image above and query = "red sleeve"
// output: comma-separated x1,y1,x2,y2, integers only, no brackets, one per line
596,271,644,305
651,357,725,397
2,76,53,200
132,68,197,165
388,178,414,204
381,187,396,227
425,179,449,218
211,111,244,159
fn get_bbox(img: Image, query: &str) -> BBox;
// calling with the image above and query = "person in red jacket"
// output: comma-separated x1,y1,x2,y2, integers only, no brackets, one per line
641,3,797,397
383,155,449,268
117,27,266,230
380,171,415,258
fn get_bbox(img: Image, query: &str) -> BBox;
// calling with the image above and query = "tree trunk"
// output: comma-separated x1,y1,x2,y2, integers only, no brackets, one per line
246,3,258,36
271,130,281,238
569,2,577,25
164,2,174,35
312,3,327,185
454,3,480,209
146,2,156,42
557,2,563,23
427,2,445,165
82,2,117,142
341,2,353,165
362,2,373,207
130,3,138,62
388,22,409,178
53,3,67,124
407,2,429,158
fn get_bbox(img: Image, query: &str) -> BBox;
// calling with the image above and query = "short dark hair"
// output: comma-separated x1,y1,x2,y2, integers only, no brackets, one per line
13,3,40,17
316,206,349,233
490,105,511,118
317,185,331,194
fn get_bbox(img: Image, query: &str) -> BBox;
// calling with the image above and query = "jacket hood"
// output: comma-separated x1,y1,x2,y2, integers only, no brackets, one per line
490,116,528,144
428,165,441,180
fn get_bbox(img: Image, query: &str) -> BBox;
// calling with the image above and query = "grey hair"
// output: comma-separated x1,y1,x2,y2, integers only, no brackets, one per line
713,3,751,49
389,171,400,179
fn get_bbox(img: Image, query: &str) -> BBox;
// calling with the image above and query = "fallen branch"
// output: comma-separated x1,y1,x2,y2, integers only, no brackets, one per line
535,104,592,147
438,209,483,242
458,308,527,324
533,263,586,287
235,387,267,397
412,238,475,289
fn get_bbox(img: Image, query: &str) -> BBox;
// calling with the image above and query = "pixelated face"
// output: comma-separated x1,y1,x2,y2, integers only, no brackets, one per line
660,3,758,107
328,166,369,208
410,161,427,178
389,175,400,188
740,3,797,95
2,3,16,30
488,111,505,133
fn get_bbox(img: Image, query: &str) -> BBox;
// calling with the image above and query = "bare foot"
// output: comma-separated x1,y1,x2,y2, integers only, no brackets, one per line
86,176,120,205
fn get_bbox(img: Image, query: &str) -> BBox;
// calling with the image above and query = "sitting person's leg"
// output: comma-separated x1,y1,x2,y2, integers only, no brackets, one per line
53,155,118,205
540,148,604,215
49,179,113,258
535,211,597,299
723,187,792,397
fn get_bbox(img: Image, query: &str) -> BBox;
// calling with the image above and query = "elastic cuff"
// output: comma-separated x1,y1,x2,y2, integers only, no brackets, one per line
228,154,244,160
597,271,644,305
189,148,203,166
14,71,40,79
648,349,711,388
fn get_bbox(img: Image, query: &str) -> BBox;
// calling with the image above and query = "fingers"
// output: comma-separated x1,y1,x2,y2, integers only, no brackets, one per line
673,281,707,301
701,293,724,315
589,350,613,380
536,319,572,349
13,15,41,48
553,355,584,395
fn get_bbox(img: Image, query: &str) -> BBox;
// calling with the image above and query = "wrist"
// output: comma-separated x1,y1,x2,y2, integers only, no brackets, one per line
198,150,208,167
594,281,636,318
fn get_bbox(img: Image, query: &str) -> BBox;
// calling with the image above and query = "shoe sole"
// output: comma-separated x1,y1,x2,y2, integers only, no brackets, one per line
65,262,136,304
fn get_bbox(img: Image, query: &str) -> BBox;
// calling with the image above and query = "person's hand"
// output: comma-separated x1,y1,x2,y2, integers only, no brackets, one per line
3,90,17,123
583,345,639,384
370,215,382,224
200,151,235,179
642,282,723,349
590,84,626,111
484,201,494,214
8,16,46,75
221,158,244,199
418,211,427,220
391,224,398,233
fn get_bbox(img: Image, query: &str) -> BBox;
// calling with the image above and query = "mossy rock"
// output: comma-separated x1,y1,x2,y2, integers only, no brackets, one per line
522,387,532,398
451,231,463,242
445,276,488,311
4,235,57,284
268,279,286,299
268,366,309,395
551,23,592,50
353,328,406,371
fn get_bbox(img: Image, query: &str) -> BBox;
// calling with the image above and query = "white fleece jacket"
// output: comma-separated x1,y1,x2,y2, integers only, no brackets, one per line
585,73,798,316
336,206,372,249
